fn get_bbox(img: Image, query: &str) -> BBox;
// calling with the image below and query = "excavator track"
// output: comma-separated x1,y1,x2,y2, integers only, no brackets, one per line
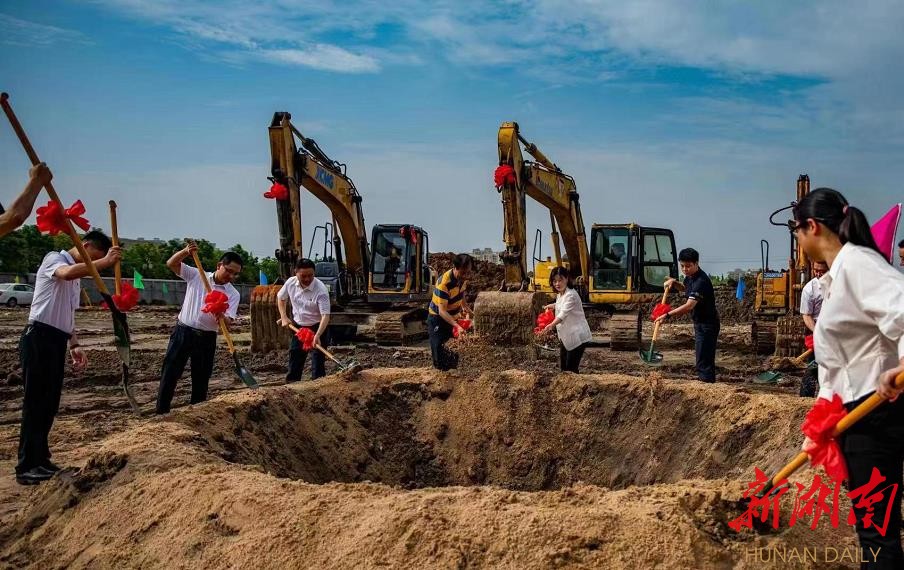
751,319,777,355
374,308,429,345
608,310,641,351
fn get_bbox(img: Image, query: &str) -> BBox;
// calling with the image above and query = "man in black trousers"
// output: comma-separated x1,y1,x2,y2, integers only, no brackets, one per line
17,230,120,485
155,243,242,414
655,247,720,382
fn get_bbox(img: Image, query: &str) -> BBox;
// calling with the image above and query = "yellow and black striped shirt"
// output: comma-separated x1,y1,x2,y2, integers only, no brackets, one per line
429,269,465,316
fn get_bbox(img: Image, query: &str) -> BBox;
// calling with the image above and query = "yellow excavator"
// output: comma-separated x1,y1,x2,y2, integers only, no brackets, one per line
751,175,811,356
481,121,679,350
250,112,435,351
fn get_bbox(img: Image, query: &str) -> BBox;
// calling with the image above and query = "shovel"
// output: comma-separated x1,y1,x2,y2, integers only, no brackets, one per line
286,323,363,373
1,93,135,408
752,370,904,500
189,248,258,389
109,201,141,413
755,348,814,384
639,283,673,364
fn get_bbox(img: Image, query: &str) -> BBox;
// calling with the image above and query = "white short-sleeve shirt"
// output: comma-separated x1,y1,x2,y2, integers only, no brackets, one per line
277,276,330,327
176,263,240,332
799,277,823,319
28,250,81,334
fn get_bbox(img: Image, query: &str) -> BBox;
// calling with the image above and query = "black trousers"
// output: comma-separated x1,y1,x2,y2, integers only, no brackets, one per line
428,315,458,371
17,322,69,474
156,324,217,414
693,321,720,382
841,394,904,569
559,342,588,373
287,324,330,381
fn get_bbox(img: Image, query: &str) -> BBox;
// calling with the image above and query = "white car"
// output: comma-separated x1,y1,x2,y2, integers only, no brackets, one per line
0,283,34,307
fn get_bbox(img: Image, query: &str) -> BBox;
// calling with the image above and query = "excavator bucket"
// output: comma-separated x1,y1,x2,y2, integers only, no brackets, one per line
251,285,290,352
473,291,545,346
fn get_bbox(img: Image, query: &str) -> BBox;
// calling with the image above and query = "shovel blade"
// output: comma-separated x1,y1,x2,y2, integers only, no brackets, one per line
120,363,142,415
755,371,783,384
232,353,258,388
639,348,663,365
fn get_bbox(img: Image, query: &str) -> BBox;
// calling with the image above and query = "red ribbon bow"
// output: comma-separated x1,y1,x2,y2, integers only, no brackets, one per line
651,303,672,321
534,308,555,335
102,282,141,312
804,334,814,351
295,327,316,350
494,165,516,188
263,182,289,200
35,199,91,235
201,290,230,316
802,395,849,481
453,318,472,338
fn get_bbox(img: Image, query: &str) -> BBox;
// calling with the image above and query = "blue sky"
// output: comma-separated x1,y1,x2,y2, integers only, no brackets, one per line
2,0,903,275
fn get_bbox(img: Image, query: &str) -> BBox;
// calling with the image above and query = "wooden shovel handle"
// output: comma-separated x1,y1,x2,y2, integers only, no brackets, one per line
793,348,814,365
188,247,236,353
109,201,122,296
768,370,904,489
1,93,110,295
650,282,675,343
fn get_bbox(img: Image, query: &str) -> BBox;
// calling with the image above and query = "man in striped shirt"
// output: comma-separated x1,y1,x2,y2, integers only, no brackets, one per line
428,253,474,370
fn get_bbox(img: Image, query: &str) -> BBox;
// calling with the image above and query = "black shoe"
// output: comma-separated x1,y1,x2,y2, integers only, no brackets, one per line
40,461,62,473
15,467,53,486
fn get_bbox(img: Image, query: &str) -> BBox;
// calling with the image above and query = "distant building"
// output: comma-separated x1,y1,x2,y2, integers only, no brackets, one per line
119,236,167,247
471,247,502,264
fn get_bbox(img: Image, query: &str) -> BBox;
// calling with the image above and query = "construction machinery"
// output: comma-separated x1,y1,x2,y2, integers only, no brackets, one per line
751,175,811,356
481,121,679,350
251,112,435,351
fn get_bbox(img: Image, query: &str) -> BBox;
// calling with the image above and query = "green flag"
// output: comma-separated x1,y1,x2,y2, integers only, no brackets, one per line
162,282,169,294
133,270,145,290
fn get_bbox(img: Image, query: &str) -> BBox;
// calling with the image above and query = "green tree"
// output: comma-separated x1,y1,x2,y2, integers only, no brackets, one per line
121,242,168,279
259,256,280,284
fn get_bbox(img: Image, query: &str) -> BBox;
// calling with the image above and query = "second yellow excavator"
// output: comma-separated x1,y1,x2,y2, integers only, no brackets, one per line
479,121,679,350
251,112,435,351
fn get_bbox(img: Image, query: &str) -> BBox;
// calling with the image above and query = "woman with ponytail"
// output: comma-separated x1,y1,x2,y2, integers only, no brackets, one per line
793,188,904,568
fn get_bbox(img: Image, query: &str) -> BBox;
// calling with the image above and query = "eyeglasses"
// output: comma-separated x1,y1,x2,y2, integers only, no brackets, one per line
786,219,806,232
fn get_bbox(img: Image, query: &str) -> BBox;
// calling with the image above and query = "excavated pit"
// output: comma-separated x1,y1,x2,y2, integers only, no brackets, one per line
1,370,857,569
173,369,807,491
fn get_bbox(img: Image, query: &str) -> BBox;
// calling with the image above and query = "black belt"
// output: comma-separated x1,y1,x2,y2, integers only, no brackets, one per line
24,320,72,341
176,322,217,337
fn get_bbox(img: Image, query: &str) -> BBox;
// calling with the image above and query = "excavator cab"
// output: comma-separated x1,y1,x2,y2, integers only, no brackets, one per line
368,224,434,300
588,224,677,300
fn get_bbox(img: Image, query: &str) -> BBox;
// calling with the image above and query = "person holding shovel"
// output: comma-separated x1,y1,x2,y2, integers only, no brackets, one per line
428,253,474,371
792,188,904,568
655,248,720,383
155,244,242,414
0,162,52,237
277,258,331,381
538,266,592,373
16,230,119,485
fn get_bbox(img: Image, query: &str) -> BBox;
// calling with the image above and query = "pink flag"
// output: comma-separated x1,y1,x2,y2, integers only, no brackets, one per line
871,204,902,263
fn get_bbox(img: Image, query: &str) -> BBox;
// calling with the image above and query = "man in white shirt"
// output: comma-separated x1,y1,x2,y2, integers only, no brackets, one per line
155,244,242,414
800,260,828,332
277,258,331,381
17,231,120,485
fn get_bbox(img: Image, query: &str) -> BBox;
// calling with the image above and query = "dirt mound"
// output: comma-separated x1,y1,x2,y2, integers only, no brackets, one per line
429,252,505,298
0,369,852,568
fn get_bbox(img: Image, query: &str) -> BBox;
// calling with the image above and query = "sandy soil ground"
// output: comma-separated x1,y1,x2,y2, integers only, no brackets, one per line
0,306,849,569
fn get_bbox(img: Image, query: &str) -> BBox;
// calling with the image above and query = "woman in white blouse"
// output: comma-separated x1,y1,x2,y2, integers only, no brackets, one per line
539,267,592,373
793,188,904,568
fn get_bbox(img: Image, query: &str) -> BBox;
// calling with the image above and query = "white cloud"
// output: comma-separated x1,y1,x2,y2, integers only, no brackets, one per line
258,46,379,73
0,13,89,47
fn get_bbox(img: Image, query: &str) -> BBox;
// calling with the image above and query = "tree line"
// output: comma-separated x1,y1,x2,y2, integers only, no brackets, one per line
0,225,280,285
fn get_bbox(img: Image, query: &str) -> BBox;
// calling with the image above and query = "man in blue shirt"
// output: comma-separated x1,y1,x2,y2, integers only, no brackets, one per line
655,248,720,382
